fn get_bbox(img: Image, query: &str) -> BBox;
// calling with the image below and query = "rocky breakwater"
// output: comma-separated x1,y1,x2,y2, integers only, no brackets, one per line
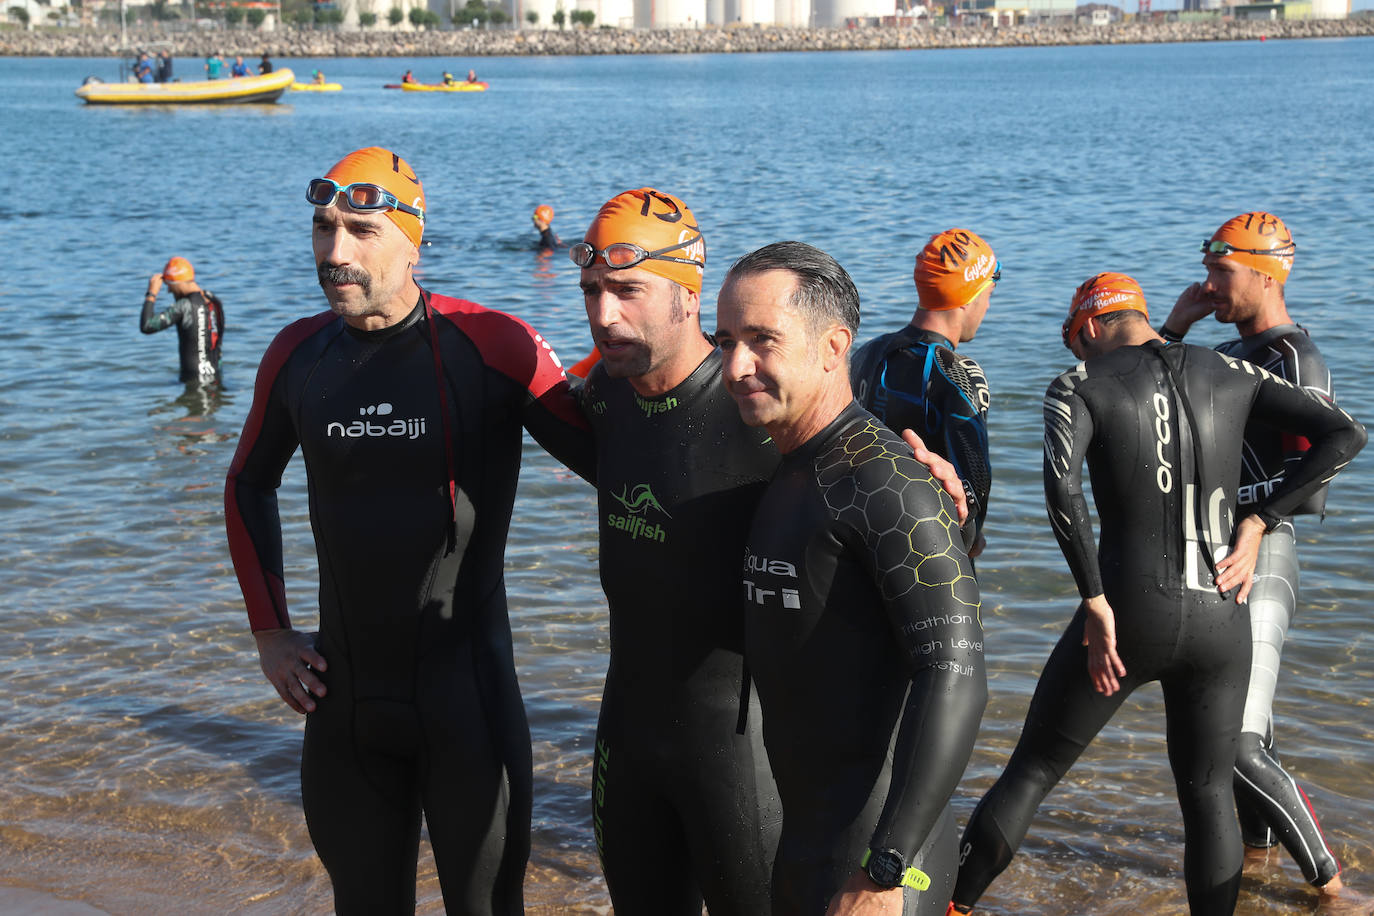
3,16,1372,57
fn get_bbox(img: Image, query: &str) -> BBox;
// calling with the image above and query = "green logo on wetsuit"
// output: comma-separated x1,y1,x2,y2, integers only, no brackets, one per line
607,483,671,544
635,393,679,418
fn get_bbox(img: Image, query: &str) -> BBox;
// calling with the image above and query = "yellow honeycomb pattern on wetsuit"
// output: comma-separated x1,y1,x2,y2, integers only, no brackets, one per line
814,418,981,623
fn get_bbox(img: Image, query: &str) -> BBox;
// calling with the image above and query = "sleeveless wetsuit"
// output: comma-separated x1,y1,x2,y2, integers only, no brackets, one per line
580,349,783,916
1213,324,1340,884
952,341,1364,915
140,289,223,384
851,325,991,551
744,400,986,916
225,290,593,916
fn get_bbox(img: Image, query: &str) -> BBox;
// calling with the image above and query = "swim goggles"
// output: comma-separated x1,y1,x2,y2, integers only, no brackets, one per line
990,261,1002,284
306,178,425,222
1200,239,1295,257
568,234,704,271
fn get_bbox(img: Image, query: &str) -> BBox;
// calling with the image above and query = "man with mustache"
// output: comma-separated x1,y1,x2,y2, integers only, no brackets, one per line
1161,212,1360,905
224,147,593,915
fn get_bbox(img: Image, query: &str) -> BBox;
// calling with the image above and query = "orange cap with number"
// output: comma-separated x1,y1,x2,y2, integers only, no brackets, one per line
322,147,426,248
914,228,998,311
581,188,706,294
1063,272,1148,345
534,204,554,224
1206,212,1295,285
162,256,194,283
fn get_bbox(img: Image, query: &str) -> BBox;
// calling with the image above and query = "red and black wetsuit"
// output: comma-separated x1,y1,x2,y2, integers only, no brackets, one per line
224,290,593,916
140,289,223,384
953,341,1364,915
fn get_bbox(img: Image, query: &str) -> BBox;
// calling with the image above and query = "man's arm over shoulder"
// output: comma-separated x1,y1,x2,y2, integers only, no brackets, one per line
842,442,987,862
430,295,596,482
1043,368,1102,599
225,316,328,632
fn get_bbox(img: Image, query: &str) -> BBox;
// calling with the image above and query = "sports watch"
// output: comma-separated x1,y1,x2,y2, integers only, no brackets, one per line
861,847,931,891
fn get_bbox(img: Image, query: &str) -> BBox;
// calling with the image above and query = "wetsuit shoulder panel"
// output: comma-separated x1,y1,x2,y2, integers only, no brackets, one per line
426,292,593,479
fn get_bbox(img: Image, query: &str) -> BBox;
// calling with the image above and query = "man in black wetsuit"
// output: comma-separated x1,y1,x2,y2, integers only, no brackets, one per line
715,240,988,916
532,204,561,250
1161,212,1359,905
224,147,593,915
570,191,970,916
852,227,996,557
571,188,783,916
951,272,1365,915
139,256,223,385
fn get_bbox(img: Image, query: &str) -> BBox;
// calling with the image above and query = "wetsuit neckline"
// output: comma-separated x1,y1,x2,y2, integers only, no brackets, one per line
341,297,424,342
785,400,869,464
1235,323,1308,348
900,324,956,350
636,346,722,404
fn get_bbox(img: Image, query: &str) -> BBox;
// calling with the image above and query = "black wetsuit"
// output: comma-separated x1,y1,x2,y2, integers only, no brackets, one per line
744,401,986,916
1214,325,1341,885
140,289,223,384
852,325,991,551
580,349,783,916
225,291,593,916
953,341,1364,915
536,227,561,251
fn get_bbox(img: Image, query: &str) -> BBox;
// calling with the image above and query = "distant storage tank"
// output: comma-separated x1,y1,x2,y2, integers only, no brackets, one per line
725,0,771,20
706,0,725,21
811,0,872,25
578,0,633,25
772,0,807,24
1309,0,1348,16
634,0,707,26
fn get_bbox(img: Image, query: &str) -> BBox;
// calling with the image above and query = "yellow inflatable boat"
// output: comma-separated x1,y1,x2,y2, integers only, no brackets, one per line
75,68,296,105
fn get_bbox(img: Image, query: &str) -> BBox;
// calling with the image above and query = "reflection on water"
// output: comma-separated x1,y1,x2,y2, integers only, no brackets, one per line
2,40,1373,914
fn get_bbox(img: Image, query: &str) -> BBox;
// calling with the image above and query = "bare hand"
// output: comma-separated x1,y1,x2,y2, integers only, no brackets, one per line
1165,282,1215,335
825,871,905,916
901,429,968,524
254,628,328,714
1214,514,1267,603
1081,595,1126,696
147,274,163,296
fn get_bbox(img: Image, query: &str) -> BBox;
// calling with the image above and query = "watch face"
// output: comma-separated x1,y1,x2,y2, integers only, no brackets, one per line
867,850,904,888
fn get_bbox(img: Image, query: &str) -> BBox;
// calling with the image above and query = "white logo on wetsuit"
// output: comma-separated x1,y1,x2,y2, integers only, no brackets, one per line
1152,392,1173,494
743,549,800,609
325,402,428,440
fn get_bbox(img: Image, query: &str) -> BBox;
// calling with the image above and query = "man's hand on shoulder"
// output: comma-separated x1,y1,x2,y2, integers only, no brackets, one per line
254,628,328,714
825,870,905,916
901,429,968,524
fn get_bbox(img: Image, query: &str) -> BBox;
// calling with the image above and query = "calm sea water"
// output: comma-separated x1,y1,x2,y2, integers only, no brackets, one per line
1,38,1372,914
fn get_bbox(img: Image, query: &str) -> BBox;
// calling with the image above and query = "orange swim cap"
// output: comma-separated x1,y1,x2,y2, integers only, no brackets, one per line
581,188,706,294
1205,212,1295,285
534,204,554,224
321,147,426,248
162,256,194,283
1062,272,1149,346
914,228,997,311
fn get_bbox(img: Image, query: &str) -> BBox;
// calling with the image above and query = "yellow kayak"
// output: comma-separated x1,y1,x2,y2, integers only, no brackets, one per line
291,81,342,92
76,68,295,105
400,81,488,93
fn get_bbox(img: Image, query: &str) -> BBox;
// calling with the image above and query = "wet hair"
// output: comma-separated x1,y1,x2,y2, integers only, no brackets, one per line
725,241,860,337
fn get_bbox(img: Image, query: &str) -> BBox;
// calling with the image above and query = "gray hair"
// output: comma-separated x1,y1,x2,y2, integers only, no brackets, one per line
725,241,860,337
